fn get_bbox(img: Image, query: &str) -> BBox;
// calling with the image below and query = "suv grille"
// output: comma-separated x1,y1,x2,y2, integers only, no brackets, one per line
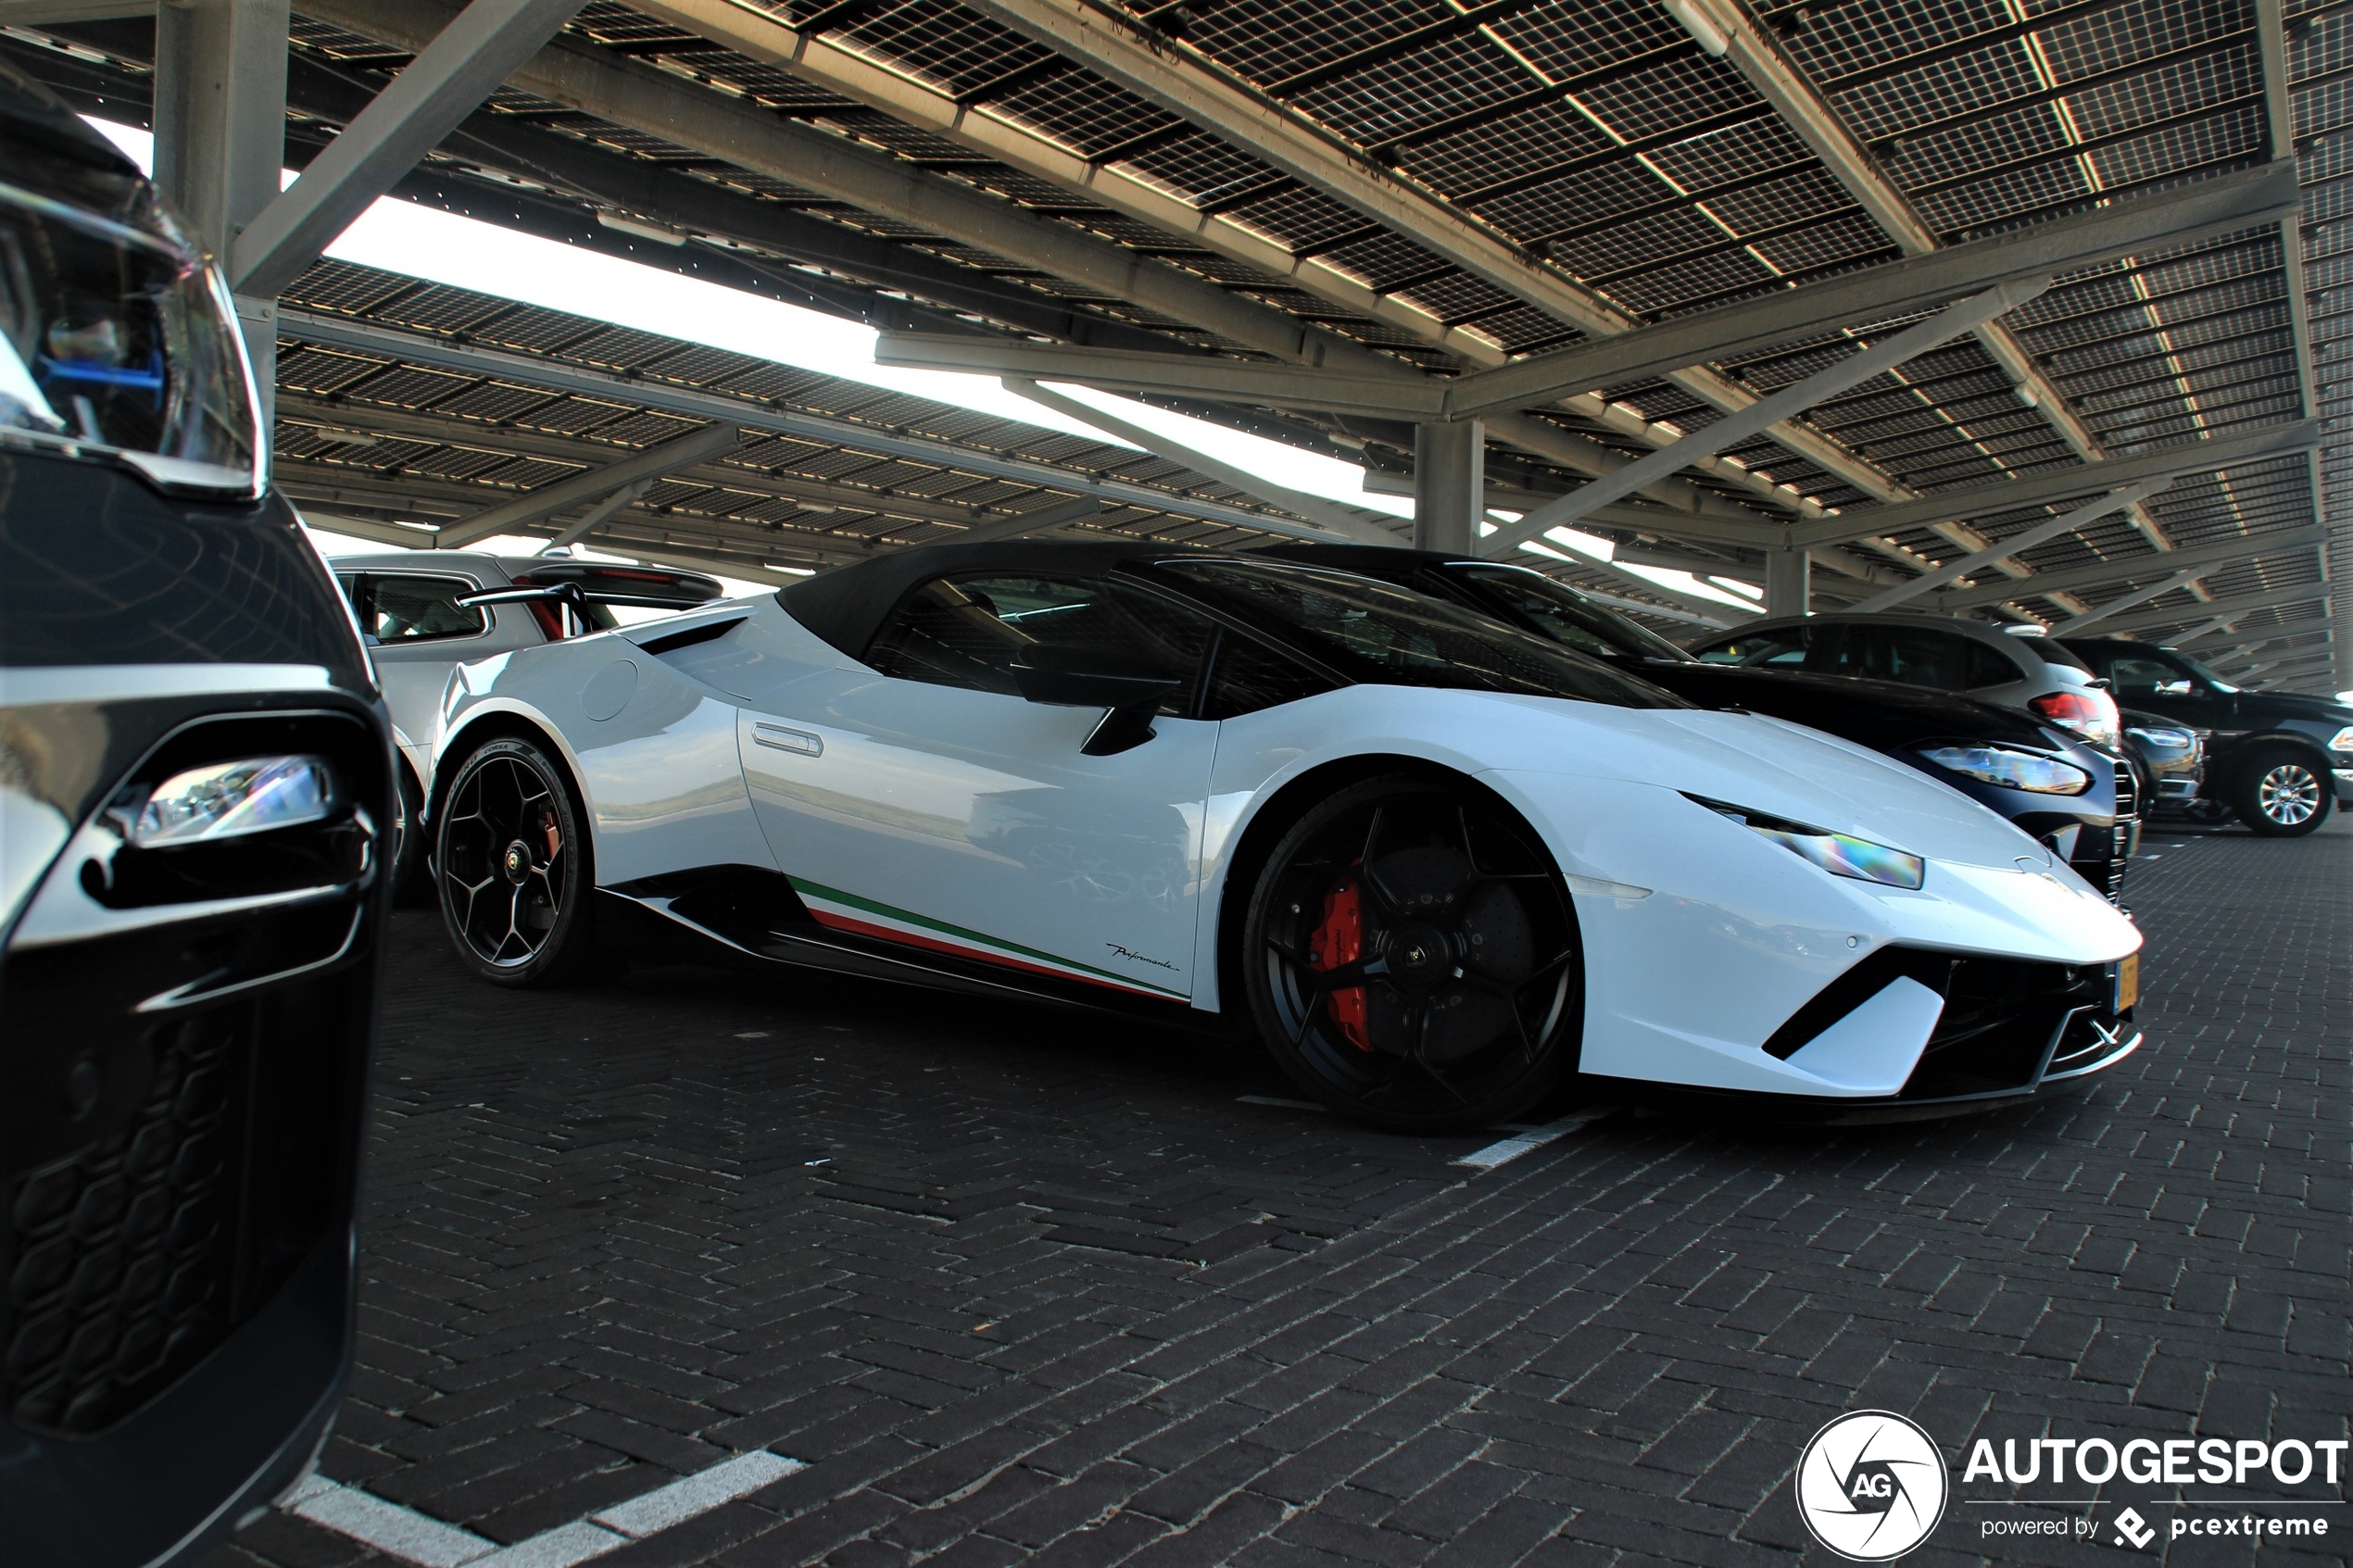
1,710,380,1439
6,1018,241,1436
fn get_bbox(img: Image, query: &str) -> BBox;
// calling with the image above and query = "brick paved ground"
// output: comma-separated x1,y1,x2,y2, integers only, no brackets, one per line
203,815,2349,1568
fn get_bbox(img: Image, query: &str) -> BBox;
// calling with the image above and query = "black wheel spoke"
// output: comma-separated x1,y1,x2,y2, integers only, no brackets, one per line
1248,777,1580,1129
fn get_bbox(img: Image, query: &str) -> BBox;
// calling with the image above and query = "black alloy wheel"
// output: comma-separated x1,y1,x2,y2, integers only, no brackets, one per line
1242,773,1582,1133
435,736,598,985
2232,746,2333,837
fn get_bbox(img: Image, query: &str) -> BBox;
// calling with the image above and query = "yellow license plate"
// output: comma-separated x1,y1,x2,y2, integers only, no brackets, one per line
2113,953,2139,1013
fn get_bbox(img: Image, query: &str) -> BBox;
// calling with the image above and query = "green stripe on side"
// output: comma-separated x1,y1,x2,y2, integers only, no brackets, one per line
788,876,1188,997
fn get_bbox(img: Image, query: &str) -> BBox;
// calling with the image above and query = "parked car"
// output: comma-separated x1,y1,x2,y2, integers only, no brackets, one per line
418,541,2143,1131
0,67,388,1568
326,551,721,887
2119,709,2203,820
1685,609,2125,746
2059,636,2351,836
1257,546,2133,903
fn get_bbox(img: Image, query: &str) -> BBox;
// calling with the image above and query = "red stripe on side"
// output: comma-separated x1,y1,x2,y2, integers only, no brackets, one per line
805,907,1170,1000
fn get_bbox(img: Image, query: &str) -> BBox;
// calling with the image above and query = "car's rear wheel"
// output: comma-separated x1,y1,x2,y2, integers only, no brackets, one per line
435,736,597,985
2232,745,2332,837
1242,774,1581,1133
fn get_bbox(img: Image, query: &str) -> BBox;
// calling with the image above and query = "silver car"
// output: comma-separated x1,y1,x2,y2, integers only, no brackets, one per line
329,550,720,886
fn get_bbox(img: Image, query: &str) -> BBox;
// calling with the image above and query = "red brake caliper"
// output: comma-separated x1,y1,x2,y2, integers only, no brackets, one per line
1309,874,1371,1051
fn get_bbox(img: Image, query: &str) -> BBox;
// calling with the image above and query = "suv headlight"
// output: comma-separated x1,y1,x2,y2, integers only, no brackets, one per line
128,756,334,847
1688,797,1924,890
1917,744,2093,796
2327,725,2353,754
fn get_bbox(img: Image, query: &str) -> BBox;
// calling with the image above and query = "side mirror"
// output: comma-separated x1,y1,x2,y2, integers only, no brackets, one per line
2154,679,2194,697
1011,645,1182,757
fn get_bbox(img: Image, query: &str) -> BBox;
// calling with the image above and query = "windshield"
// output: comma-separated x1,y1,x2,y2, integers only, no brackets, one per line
1162,559,1688,709
0,151,262,496
1444,562,1691,662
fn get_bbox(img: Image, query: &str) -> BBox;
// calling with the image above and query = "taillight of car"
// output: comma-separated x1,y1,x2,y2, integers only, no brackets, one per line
2029,688,2120,748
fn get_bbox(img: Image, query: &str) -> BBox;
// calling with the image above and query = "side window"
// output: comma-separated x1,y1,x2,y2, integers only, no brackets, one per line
2108,655,2192,699
1202,631,1331,718
865,573,1215,714
1835,624,1961,690
363,575,487,643
1963,640,2021,689
1692,625,1812,667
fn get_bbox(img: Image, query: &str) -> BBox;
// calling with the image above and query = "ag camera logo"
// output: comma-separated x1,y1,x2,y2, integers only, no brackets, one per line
1794,1411,1949,1561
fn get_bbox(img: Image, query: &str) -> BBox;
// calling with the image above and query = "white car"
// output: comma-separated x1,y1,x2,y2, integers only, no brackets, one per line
328,550,720,885
421,542,2144,1131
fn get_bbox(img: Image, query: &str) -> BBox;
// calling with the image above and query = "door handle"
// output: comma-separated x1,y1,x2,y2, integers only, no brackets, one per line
753,722,823,757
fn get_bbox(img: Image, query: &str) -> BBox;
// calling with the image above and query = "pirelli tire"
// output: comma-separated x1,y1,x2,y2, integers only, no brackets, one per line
1240,773,1582,1134
434,735,599,985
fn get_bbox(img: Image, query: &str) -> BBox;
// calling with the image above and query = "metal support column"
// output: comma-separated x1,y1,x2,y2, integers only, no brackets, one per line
1414,420,1483,553
1764,548,1809,617
154,0,291,424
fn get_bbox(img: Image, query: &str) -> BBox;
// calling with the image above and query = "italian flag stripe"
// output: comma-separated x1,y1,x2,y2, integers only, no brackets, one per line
788,876,1187,1000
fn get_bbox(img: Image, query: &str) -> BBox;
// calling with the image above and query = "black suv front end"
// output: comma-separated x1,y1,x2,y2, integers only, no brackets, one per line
0,67,389,1568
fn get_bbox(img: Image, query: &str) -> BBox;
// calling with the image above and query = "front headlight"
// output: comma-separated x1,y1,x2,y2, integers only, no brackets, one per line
1689,797,1925,890
2327,725,2353,753
128,756,334,847
2125,725,2195,756
1918,744,2094,796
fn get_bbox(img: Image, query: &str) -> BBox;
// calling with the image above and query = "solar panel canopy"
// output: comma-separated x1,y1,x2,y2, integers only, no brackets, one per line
3,0,2341,682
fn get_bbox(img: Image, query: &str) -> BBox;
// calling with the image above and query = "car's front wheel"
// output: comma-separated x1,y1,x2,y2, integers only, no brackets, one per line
1242,773,1582,1133
435,735,598,985
2232,745,2333,837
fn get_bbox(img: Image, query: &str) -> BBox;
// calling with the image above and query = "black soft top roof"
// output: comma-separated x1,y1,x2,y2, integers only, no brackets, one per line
780,539,1219,659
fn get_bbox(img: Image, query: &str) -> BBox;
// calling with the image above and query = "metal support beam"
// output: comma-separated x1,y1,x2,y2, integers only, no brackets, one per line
233,0,586,298
2254,0,2343,691
1478,281,2044,558
1414,421,1482,554
547,477,650,550
1764,550,1808,617
1675,0,2190,558
1793,420,2324,549
2049,569,2209,634
1442,162,2302,418
0,2,152,20
1932,524,2330,611
2094,582,2332,636
1001,379,1403,546
152,0,287,417
2177,622,2331,655
921,495,1102,547
875,333,1437,420
910,0,2032,515
1843,483,2167,614
304,0,1917,541
300,0,1418,385
276,310,1358,540
434,421,740,548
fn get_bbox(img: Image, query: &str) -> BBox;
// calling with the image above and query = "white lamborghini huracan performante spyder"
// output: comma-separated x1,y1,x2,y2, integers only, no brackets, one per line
422,543,2144,1131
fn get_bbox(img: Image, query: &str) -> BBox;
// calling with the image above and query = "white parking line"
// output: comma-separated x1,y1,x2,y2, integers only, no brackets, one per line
282,1450,803,1567
1455,1108,1613,1170
1236,1094,1327,1110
